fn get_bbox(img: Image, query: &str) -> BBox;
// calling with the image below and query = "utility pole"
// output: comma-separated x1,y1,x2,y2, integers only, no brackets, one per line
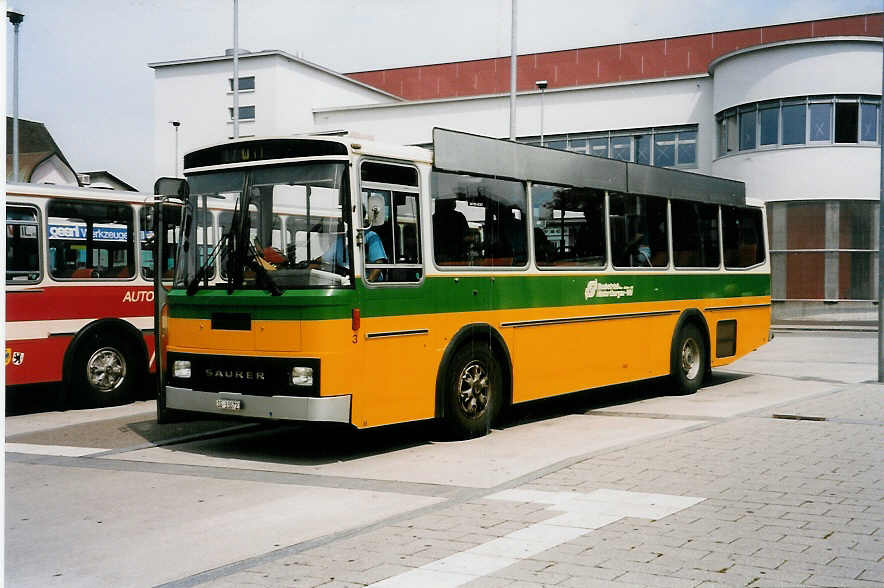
8,10,24,182
878,13,883,382
232,0,239,139
536,80,547,146
509,0,517,141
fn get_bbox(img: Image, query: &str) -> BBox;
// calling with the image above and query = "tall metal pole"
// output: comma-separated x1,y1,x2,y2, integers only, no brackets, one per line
232,0,239,140
878,14,883,382
509,0,517,141
8,11,24,182
540,87,545,146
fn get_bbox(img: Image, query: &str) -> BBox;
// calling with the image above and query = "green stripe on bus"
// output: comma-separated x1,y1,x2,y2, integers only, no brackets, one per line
168,273,769,320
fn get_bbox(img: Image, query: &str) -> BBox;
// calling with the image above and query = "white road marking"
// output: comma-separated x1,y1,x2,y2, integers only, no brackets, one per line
6,443,109,457
368,488,704,587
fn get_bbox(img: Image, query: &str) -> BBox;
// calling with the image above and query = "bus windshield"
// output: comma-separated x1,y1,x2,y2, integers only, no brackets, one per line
178,161,352,291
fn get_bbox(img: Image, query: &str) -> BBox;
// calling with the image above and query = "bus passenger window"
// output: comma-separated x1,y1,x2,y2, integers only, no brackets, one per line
609,193,669,269
532,184,605,267
722,206,766,268
47,200,134,280
6,205,41,283
672,201,720,268
431,171,527,268
360,162,422,283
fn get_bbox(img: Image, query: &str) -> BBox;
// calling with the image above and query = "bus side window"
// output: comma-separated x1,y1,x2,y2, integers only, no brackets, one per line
6,205,42,283
360,161,422,283
431,171,528,268
609,193,669,269
722,206,766,268
532,184,605,267
47,199,135,280
672,201,720,268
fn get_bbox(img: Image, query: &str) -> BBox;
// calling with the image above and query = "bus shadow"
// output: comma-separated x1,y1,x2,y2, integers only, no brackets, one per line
136,372,751,465
500,371,752,429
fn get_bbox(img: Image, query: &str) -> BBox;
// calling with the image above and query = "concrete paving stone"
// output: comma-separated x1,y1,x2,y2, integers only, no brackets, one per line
332,563,413,585
616,570,702,587
542,561,625,581
778,560,870,580
805,575,883,587
316,581,365,587
558,577,644,588
718,564,812,585
858,566,884,583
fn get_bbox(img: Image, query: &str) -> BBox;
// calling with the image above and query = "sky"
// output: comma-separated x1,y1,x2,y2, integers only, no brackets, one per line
4,0,881,191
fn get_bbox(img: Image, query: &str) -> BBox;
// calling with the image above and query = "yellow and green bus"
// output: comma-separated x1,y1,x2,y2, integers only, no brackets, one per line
157,128,770,438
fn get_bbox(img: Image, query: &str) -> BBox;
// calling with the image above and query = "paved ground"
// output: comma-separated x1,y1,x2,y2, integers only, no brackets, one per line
6,330,883,587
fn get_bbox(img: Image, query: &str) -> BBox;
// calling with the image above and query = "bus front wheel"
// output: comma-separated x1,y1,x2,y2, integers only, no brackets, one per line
670,323,706,395
444,344,500,439
68,331,140,408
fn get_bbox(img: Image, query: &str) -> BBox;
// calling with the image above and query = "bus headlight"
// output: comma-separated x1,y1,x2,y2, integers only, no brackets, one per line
291,366,313,387
173,360,192,379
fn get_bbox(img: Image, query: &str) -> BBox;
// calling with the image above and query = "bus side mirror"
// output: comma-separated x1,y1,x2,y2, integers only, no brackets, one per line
154,177,190,198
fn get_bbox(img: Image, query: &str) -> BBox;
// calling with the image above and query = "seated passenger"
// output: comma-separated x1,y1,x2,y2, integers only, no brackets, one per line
432,198,468,263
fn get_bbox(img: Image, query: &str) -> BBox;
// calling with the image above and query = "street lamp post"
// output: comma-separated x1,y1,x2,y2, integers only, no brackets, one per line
170,121,181,177
536,80,547,146
8,10,24,182
232,0,239,140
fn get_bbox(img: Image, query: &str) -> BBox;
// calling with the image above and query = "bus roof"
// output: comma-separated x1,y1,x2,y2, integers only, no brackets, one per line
6,182,154,204
432,128,746,207
183,135,433,172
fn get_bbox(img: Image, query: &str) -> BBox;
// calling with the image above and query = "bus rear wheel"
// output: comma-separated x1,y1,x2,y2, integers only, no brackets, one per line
670,323,706,395
68,331,140,408
444,344,500,439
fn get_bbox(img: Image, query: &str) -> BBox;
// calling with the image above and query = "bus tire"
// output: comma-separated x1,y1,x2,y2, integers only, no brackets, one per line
670,322,706,395
67,330,140,408
444,343,500,439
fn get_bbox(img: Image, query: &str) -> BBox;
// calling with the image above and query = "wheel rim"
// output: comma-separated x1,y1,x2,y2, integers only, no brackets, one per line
681,337,701,380
87,347,127,393
456,360,489,418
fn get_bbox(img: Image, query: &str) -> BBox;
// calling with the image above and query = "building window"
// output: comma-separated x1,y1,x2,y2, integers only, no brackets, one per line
739,107,756,151
521,125,697,168
228,76,255,91
228,105,255,120
717,95,880,156
809,100,832,142
768,200,878,301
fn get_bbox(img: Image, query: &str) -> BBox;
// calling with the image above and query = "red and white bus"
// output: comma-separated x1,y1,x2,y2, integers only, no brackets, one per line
6,183,177,407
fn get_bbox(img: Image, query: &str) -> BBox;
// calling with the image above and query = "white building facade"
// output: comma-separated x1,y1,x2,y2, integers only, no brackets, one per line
151,20,882,324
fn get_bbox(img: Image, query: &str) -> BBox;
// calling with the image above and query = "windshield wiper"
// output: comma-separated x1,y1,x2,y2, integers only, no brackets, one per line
186,237,226,296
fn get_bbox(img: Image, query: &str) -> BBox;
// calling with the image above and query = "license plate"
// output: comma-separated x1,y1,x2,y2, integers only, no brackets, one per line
216,398,241,411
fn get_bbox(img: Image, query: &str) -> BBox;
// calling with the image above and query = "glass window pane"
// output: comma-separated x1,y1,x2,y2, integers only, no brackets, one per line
362,186,422,283
672,201,720,268
532,185,605,267
784,252,825,299
588,137,608,158
809,102,832,141
786,202,826,249
567,138,587,154
860,103,877,142
653,132,675,166
48,200,134,279
722,206,766,268
759,105,778,145
676,130,696,165
834,102,858,143
839,252,874,300
431,172,527,267
726,114,738,152
611,136,631,161
6,206,41,283
718,117,727,156
609,193,669,268
839,200,875,250
781,103,806,145
546,140,567,150
739,110,757,150
635,135,651,165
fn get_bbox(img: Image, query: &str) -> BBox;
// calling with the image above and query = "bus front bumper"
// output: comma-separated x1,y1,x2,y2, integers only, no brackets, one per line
165,386,351,423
